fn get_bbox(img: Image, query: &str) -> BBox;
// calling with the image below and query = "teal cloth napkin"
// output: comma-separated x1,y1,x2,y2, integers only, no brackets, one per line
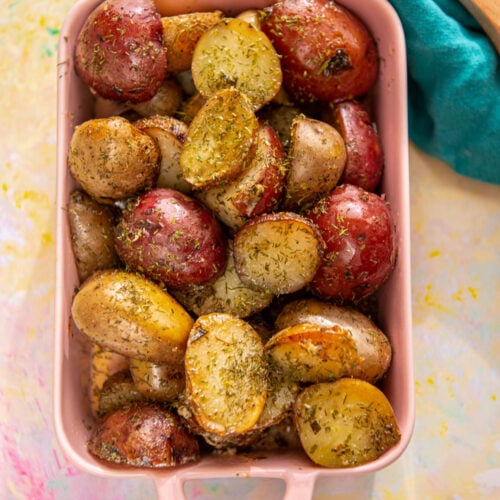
388,0,500,184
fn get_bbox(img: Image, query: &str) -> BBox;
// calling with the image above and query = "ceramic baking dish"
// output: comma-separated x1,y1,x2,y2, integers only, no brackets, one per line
54,0,414,497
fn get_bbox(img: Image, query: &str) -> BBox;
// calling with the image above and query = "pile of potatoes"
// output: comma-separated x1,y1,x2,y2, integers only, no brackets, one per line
68,0,401,469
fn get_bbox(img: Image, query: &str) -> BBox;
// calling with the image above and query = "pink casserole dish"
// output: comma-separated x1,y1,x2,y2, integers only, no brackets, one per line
54,0,414,497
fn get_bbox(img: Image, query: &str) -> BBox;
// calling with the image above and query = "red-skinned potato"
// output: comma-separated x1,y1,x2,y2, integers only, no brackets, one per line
260,0,378,103
114,188,227,289
305,184,397,302
196,122,286,231
75,0,167,103
88,402,200,467
322,100,383,192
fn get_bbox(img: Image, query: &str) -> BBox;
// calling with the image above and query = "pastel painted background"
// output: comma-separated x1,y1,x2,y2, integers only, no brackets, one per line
0,1,498,498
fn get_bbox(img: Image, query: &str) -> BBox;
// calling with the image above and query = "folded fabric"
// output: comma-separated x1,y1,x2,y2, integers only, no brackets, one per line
388,0,500,184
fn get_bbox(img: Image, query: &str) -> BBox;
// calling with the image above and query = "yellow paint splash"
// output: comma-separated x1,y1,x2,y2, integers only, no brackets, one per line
427,377,435,385
439,420,448,436
492,395,497,401
452,288,464,302
423,284,448,312
452,286,478,302
428,249,441,258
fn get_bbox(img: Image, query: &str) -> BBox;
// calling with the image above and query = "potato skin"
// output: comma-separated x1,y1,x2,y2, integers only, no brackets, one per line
129,358,185,402
323,100,383,192
74,0,167,103
114,188,228,289
161,11,224,73
196,122,286,231
68,190,119,282
261,0,378,103
68,117,160,204
275,298,392,383
97,370,146,417
306,184,397,302
71,269,194,364
88,402,200,467
282,116,346,210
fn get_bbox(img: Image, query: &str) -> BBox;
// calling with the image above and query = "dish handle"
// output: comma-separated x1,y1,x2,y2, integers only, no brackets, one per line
153,472,317,499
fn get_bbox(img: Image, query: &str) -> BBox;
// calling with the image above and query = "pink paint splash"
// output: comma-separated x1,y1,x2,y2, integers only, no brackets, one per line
3,432,54,500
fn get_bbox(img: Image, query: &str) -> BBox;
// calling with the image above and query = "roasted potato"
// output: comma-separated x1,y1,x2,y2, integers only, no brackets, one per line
130,77,184,117
114,188,228,289
233,212,324,295
134,115,192,193
275,298,392,383
265,322,359,383
68,190,119,282
184,313,267,437
282,116,346,210
322,99,383,192
129,358,185,402
191,17,282,110
97,369,146,417
261,0,378,103
88,402,200,467
71,269,194,364
196,121,286,231
171,241,273,318
74,0,167,103
178,92,207,125
306,184,397,302
161,11,224,73
68,116,160,204
89,345,130,417
248,416,302,451
258,104,302,150
293,379,401,467
180,88,259,189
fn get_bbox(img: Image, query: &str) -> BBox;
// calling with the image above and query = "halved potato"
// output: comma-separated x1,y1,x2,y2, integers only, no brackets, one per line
88,402,200,468
180,88,258,189
233,212,324,295
252,360,301,431
236,9,261,28
191,17,282,110
196,121,286,231
97,369,146,417
161,11,224,73
275,298,392,383
248,416,302,451
129,358,185,402
282,116,346,210
171,241,273,318
89,345,129,417
265,322,359,383
293,379,401,467
71,270,194,364
134,115,191,193
130,77,184,117
178,92,206,125
258,104,302,150
184,313,267,436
